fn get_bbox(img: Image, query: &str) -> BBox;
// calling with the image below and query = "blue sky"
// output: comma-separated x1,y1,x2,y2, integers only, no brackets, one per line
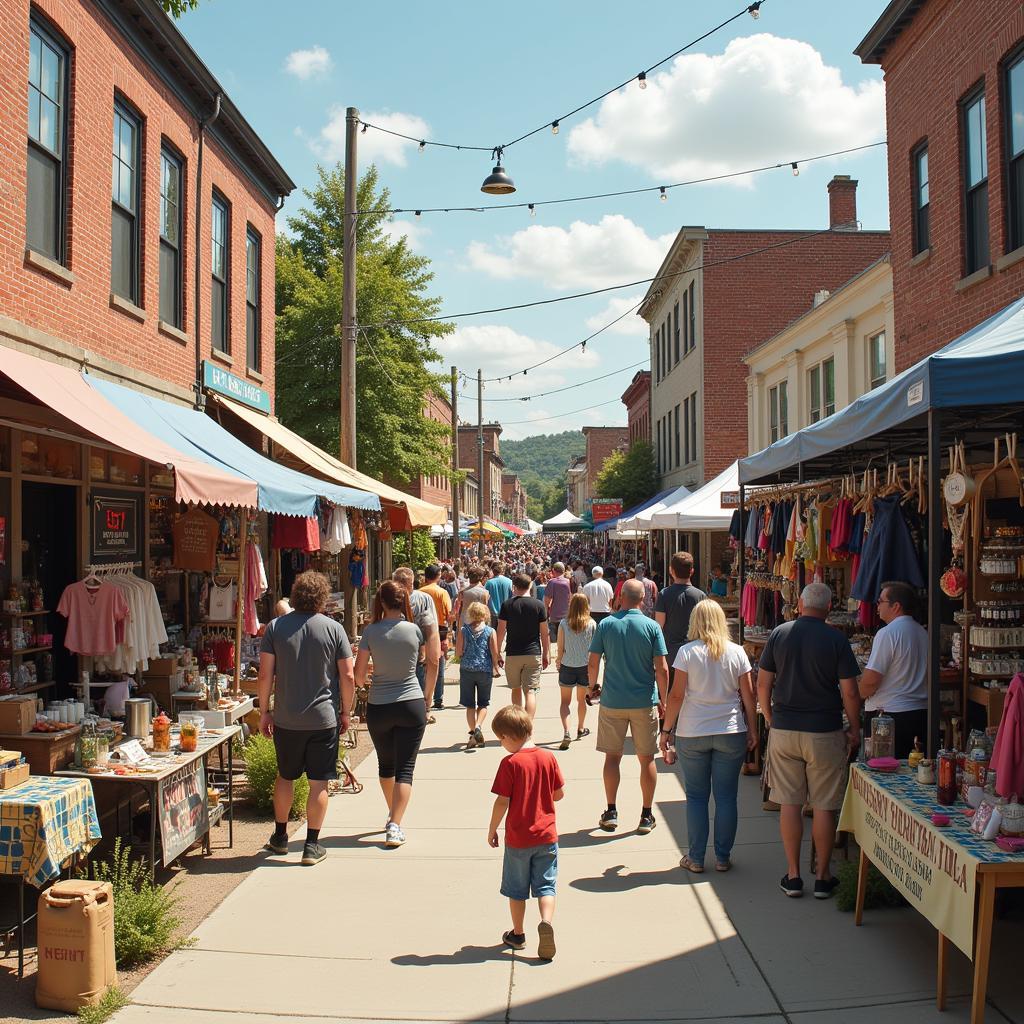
177,0,891,439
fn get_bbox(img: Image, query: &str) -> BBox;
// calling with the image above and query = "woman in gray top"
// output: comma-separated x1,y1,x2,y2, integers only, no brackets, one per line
354,581,427,848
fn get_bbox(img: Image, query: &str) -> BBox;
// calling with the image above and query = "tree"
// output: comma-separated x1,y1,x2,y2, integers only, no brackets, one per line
392,531,437,572
594,441,657,511
527,480,568,522
160,0,199,16
276,165,453,486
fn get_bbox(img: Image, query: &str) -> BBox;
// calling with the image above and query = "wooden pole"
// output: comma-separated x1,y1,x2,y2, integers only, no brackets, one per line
340,106,359,468
450,366,460,561
234,508,248,693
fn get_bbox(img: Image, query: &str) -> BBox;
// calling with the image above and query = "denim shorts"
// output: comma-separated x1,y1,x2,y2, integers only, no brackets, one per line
558,664,589,687
459,669,493,709
500,842,558,900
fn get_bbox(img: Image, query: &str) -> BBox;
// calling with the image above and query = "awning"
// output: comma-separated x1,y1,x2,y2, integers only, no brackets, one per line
594,487,678,533
618,484,691,532
542,509,589,532
0,347,256,508
87,378,379,517
650,462,738,530
209,394,447,528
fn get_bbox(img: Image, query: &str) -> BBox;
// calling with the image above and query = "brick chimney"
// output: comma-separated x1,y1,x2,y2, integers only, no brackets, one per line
827,175,858,230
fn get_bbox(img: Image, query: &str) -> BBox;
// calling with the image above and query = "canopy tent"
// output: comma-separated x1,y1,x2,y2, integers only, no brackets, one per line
593,487,678,533
739,295,1024,484
209,393,447,527
524,518,543,534
542,509,589,532
431,516,474,539
617,484,691,532
88,377,379,517
0,347,256,508
497,521,525,536
650,462,739,530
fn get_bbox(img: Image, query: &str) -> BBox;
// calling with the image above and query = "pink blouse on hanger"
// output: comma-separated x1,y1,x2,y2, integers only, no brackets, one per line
57,581,130,655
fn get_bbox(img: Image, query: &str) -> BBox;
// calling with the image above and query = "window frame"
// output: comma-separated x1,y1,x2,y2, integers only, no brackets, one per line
769,385,780,445
673,303,680,364
210,190,230,353
1003,46,1024,252
687,282,696,352
689,392,697,464
245,225,261,371
778,379,788,437
961,85,990,275
673,403,680,468
808,364,822,423
654,327,661,382
868,331,887,390
911,142,930,255
111,98,142,304
26,16,69,264
159,144,183,328
683,396,690,464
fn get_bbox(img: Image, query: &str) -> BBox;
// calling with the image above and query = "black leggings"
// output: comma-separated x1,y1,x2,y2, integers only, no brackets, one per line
366,699,427,784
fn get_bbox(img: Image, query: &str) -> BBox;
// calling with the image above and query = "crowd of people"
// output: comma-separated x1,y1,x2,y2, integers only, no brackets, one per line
256,541,930,962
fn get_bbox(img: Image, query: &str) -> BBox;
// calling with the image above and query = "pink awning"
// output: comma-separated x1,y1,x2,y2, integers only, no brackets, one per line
0,347,257,509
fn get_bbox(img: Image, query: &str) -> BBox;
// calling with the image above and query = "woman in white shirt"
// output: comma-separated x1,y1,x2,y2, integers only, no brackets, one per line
659,599,757,873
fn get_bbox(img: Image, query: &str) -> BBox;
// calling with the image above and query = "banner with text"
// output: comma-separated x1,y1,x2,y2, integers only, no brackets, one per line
839,766,977,957
590,499,623,524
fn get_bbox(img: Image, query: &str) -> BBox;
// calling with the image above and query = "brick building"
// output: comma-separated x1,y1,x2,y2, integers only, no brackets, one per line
581,425,629,507
857,0,1024,370
1,0,292,405
390,389,454,516
500,472,528,525
620,370,651,445
641,177,890,488
457,423,505,520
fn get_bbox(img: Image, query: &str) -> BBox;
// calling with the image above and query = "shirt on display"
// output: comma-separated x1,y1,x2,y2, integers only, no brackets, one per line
57,581,130,656
272,515,321,552
171,509,220,572
209,580,238,622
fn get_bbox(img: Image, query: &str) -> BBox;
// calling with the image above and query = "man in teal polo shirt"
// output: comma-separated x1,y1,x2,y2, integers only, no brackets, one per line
587,579,669,835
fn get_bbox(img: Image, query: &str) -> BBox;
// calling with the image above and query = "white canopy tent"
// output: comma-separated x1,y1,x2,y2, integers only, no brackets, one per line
542,508,589,532
649,461,739,530
524,518,544,534
617,484,691,532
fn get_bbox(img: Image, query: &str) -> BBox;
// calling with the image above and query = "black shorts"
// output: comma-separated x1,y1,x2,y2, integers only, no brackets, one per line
273,725,339,782
558,664,589,687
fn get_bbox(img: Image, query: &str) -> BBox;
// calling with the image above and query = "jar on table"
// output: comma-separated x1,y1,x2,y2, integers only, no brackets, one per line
179,718,199,753
152,710,171,752
937,750,958,805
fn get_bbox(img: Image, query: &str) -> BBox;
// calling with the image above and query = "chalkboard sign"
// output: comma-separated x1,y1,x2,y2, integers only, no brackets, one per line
158,759,209,866
90,491,140,562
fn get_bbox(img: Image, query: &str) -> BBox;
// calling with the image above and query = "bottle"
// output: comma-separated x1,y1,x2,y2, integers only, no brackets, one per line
937,749,957,805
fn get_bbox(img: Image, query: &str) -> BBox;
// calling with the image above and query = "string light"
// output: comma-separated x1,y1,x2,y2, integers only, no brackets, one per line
660,186,667,202
414,210,421,217
418,140,426,154
791,162,799,176
528,203,536,218
637,71,647,90
749,0,761,17
459,359,647,404
551,120,560,135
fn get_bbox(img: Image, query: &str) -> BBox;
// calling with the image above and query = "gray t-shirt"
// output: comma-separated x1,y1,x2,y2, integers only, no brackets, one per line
361,619,425,704
409,590,437,634
260,612,352,730
458,585,489,624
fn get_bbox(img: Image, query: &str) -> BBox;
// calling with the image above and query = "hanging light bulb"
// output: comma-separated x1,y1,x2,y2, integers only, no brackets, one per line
749,1,761,18
638,71,647,90
414,210,422,218
581,340,586,352
660,186,667,202
418,140,426,154
791,162,799,176
361,122,368,133
551,120,560,135
528,203,536,218
480,147,516,195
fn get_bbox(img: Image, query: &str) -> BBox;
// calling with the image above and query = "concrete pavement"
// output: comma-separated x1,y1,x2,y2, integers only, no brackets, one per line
114,664,1023,1023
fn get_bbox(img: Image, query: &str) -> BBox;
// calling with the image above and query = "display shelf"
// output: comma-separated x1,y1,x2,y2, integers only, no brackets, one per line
0,610,50,618
1,645,54,656
12,681,57,695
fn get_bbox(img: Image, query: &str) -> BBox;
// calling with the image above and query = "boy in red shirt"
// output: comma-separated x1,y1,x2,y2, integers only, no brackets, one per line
488,705,565,960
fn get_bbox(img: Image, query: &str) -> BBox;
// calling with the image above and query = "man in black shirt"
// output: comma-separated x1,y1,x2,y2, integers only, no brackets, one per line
497,574,549,720
757,582,861,901
654,552,707,676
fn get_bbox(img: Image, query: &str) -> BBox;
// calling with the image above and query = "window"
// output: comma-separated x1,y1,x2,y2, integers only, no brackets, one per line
869,331,886,389
683,396,690,463
1005,52,1024,251
778,379,788,437
689,392,697,463
656,417,663,473
769,386,779,444
767,381,789,444
688,282,696,352
211,193,229,352
824,358,835,417
654,328,661,382
111,102,141,303
246,227,261,370
27,20,67,262
673,302,680,364
159,148,182,327
673,404,680,468
808,357,835,423
912,144,930,254
963,88,989,274
809,364,821,423
681,291,689,353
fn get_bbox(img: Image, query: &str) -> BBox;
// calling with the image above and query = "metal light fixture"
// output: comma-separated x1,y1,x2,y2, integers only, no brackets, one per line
791,162,799,176
481,146,516,195
749,1,761,18
638,71,647,90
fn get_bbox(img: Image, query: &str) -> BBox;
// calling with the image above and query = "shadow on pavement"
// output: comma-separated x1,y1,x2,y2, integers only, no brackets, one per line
392,943,511,967
569,862,686,892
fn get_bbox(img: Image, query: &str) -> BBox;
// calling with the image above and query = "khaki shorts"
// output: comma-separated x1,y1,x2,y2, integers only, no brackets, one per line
766,728,848,810
597,705,659,757
505,654,542,691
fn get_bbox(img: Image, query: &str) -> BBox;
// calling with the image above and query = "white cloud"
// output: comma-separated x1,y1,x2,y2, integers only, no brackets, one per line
284,46,332,80
586,293,648,337
466,216,675,290
567,34,884,183
312,110,430,167
381,218,430,250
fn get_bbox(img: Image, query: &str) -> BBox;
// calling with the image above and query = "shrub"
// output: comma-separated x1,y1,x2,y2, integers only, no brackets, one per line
243,733,309,818
85,839,183,968
77,985,128,1024
835,858,908,912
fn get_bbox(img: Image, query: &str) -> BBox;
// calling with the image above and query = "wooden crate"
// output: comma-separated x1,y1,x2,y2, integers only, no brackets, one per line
0,728,79,774
0,761,30,789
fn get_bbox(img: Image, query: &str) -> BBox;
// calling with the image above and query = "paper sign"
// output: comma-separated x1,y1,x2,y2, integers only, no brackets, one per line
116,739,148,764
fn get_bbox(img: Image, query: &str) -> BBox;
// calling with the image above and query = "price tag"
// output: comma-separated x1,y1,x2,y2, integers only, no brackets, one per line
116,739,148,764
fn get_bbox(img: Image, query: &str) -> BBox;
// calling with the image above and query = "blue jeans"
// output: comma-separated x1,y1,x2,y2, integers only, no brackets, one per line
677,732,748,865
500,843,558,900
416,661,443,708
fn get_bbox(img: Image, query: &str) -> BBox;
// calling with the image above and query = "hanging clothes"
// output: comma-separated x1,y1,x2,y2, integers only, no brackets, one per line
57,580,129,656
729,509,743,543
208,580,238,621
850,495,925,603
350,510,368,549
991,674,1024,799
272,515,321,552
322,506,353,555
171,509,219,572
94,574,168,674
243,541,269,636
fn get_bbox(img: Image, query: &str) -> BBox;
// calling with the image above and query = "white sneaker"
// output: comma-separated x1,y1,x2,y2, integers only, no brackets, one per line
385,822,406,848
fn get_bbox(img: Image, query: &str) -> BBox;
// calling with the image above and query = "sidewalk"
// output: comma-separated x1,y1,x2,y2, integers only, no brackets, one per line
114,666,1023,1024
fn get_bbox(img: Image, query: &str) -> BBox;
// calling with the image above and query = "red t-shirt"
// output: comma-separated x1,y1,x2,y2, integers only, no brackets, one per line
491,746,565,848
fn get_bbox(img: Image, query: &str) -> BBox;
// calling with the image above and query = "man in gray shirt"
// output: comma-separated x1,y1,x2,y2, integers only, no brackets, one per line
258,571,354,866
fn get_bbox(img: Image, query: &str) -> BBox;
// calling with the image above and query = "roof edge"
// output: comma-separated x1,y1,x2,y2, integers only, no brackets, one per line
855,0,925,64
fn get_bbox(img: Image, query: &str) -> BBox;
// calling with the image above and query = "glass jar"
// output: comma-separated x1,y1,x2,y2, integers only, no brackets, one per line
152,710,171,752
937,749,958,805
871,710,896,761
179,719,199,753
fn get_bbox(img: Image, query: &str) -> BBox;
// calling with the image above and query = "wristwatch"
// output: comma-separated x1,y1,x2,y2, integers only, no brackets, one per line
660,728,674,736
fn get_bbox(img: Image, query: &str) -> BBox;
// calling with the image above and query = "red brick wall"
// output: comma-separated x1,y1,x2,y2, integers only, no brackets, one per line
874,0,1024,371
410,391,453,509
584,426,629,496
0,0,279,400
701,229,891,478
457,425,501,513
622,370,651,444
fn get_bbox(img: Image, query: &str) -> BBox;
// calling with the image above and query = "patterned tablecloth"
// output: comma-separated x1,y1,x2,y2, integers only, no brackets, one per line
0,777,101,887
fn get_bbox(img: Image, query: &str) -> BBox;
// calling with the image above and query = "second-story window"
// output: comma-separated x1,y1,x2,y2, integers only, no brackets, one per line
963,88,989,274
211,193,229,352
111,103,141,303
673,302,680,364
159,148,182,327
27,19,67,263
687,281,696,352
1005,51,1024,252
869,331,887,389
912,144,929,254
246,227,261,370
808,358,835,423
769,385,780,444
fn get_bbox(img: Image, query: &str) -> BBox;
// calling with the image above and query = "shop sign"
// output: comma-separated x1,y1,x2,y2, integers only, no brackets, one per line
720,490,740,508
591,499,623,523
158,759,209,866
202,360,270,414
90,491,140,562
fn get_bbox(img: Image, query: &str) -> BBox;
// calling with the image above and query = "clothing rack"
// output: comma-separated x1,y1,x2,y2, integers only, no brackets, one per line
83,561,142,575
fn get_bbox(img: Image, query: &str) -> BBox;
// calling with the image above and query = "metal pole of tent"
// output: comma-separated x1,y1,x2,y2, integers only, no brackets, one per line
738,485,746,642
926,410,943,757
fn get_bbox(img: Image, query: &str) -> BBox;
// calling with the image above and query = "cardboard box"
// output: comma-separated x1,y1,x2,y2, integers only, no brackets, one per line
144,657,178,677
0,696,36,735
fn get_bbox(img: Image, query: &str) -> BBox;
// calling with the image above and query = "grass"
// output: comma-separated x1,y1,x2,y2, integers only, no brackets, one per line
76,985,128,1024
243,733,309,818
835,858,908,912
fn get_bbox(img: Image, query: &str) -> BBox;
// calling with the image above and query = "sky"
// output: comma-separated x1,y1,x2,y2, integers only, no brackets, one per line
175,0,891,440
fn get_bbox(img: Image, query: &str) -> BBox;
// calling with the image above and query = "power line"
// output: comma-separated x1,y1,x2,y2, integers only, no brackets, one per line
460,359,647,402
500,397,625,426
358,1,765,157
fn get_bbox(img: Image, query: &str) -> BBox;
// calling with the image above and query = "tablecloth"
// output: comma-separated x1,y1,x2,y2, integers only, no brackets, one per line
0,777,101,886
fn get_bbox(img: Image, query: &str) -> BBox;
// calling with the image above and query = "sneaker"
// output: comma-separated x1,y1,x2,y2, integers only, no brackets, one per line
385,822,406,848
814,876,840,900
301,842,326,866
537,921,556,961
466,731,478,750
637,812,657,834
264,832,288,855
433,704,444,711
559,733,571,751
502,930,526,950
780,874,804,898
598,808,618,832
474,727,485,746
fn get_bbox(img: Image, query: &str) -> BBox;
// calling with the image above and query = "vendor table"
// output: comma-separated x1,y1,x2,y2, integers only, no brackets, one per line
839,763,1024,1024
56,725,239,881
0,776,100,976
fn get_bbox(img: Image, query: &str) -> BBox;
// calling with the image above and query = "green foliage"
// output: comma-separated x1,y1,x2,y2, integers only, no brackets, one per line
244,734,309,818
392,530,438,571
834,859,907,912
275,165,452,485
527,481,568,523
77,986,128,1024
502,432,585,498
85,839,183,968
594,441,658,511
159,0,199,16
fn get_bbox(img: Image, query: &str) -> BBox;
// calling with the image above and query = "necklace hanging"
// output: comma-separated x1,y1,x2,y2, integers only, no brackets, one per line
940,501,969,598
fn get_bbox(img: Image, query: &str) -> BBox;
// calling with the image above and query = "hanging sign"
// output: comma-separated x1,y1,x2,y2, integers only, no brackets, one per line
203,360,271,414
90,491,140,562
591,499,623,524
158,759,209,866
720,491,740,508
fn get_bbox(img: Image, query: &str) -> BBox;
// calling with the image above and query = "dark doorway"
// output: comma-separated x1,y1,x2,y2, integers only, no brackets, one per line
22,481,77,696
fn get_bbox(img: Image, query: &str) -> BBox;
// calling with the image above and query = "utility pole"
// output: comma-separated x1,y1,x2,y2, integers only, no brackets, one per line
477,369,484,560
450,366,460,563
340,106,359,468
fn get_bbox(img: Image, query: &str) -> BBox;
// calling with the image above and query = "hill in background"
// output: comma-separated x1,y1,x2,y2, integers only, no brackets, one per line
502,430,585,520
